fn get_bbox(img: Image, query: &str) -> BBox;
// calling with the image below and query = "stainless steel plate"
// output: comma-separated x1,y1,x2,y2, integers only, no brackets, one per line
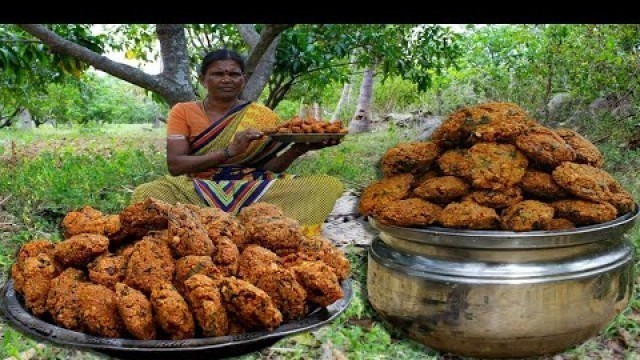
0,279,352,360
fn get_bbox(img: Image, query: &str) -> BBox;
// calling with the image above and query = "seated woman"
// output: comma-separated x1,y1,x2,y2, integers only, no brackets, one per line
132,49,344,235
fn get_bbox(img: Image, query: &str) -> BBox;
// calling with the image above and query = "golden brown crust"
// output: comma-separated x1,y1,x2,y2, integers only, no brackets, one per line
236,203,284,224
118,198,171,240
124,238,175,295
431,103,532,147
150,283,195,340
436,149,472,178
555,128,604,168
46,268,87,331
12,240,56,295
520,170,569,200
61,206,121,239
174,256,222,295
413,176,470,204
167,203,214,257
552,162,630,210
186,205,246,249
21,253,60,316
608,191,636,215
550,199,618,225
243,216,303,252
237,245,281,283
293,235,351,282
467,143,528,190
78,283,125,338
358,173,414,216
462,188,523,209
210,236,240,276
184,274,228,337
374,198,442,227
289,261,344,308
252,264,308,321
114,282,156,340
539,218,576,231
15,240,56,265
438,201,500,230
380,141,440,177
54,233,109,268
470,102,533,143
10,263,24,295
87,253,126,290
515,126,576,167
500,200,555,232
219,277,283,331
430,108,470,147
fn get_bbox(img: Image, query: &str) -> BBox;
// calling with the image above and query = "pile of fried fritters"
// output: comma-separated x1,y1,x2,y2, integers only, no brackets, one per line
10,200,349,340
264,116,348,134
359,102,636,231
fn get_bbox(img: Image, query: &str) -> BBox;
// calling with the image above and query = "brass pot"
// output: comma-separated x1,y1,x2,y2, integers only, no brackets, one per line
367,206,638,358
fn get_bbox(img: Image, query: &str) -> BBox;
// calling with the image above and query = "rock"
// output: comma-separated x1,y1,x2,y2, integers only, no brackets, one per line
384,113,415,127
321,192,378,248
321,216,377,249
415,115,444,141
546,92,578,126
588,92,636,119
17,109,34,130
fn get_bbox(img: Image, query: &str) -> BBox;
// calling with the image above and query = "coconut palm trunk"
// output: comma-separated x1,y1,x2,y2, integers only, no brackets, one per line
331,82,351,122
348,67,374,133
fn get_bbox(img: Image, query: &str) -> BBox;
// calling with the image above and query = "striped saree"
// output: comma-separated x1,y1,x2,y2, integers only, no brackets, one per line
131,102,344,232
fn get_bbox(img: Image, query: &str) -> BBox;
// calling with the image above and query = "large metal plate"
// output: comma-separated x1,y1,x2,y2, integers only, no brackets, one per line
0,279,352,360
267,133,346,143
369,204,639,249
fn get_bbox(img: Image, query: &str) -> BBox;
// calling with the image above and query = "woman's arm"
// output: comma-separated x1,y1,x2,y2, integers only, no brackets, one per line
166,137,229,176
166,130,265,176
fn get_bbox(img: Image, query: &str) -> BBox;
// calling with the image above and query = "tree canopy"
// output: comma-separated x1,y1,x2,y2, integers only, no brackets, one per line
13,24,462,110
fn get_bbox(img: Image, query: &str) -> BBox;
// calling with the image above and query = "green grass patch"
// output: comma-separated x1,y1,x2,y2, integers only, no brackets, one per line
288,125,418,189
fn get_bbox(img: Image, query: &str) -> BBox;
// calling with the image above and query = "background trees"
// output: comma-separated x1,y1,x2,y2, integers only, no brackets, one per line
2,24,637,136
11,24,460,120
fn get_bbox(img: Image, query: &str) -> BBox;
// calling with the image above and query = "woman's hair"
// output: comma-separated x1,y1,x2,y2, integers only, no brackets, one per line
199,49,245,77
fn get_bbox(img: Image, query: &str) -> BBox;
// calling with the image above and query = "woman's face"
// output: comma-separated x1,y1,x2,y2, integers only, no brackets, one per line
201,59,245,101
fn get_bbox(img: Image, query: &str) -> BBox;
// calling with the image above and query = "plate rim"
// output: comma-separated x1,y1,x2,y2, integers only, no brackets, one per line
0,278,353,352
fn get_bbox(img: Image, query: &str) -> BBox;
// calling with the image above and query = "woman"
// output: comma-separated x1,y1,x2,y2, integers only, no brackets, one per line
132,49,344,235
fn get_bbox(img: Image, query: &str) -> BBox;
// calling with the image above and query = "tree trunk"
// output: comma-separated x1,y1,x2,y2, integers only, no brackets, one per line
348,67,374,134
331,82,350,122
16,24,291,107
312,102,322,120
237,24,284,102
299,102,310,119
0,106,22,129
543,53,554,123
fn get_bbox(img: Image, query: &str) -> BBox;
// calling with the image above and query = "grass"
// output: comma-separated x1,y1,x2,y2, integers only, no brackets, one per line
0,122,639,359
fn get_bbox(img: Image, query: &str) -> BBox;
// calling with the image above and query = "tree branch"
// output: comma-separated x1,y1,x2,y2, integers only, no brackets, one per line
16,24,170,97
236,24,259,48
243,24,293,77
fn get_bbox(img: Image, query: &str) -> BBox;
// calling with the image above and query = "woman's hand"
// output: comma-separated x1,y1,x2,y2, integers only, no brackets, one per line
226,129,264,157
